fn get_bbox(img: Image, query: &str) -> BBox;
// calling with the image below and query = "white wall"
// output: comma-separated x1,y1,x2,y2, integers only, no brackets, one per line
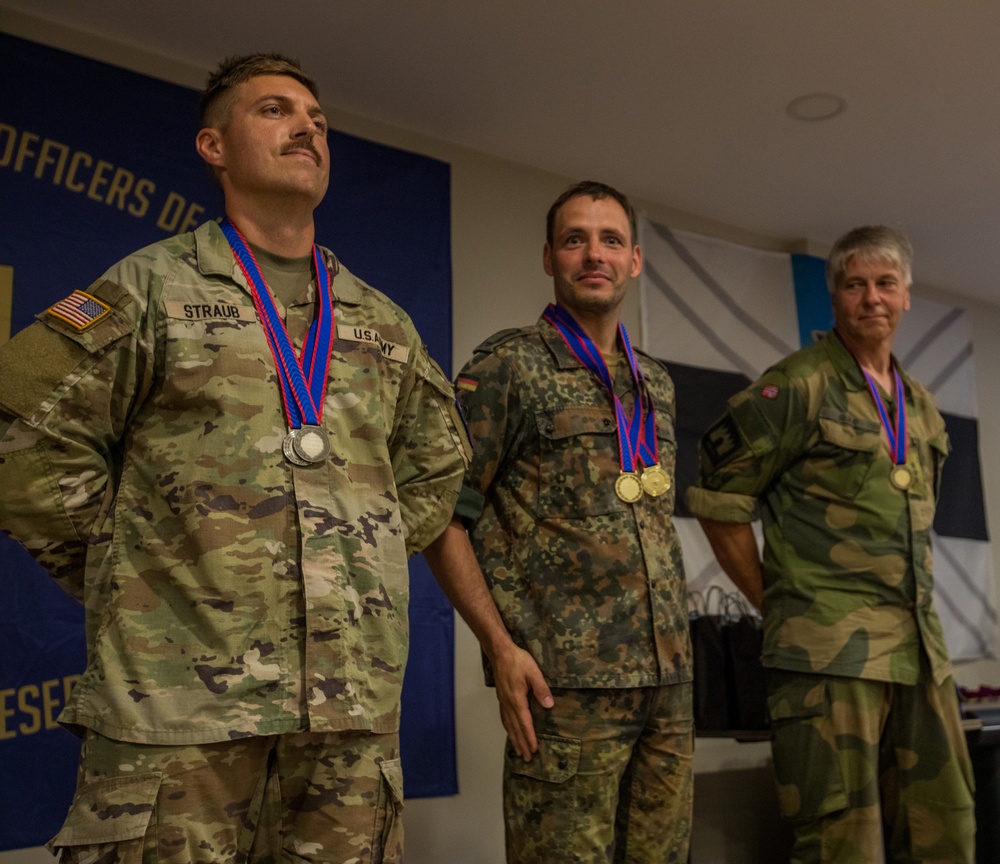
2,9,999,864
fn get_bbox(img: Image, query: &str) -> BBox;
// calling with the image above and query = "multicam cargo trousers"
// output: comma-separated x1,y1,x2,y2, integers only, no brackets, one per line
47,730,404,864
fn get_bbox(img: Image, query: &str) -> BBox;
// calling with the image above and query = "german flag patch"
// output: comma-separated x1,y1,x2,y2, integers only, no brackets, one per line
455,375,479,392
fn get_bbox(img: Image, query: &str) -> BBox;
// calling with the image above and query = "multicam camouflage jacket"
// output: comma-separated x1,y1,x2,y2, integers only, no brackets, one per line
454,316,692,689
687,332,953,685
0,220,469,744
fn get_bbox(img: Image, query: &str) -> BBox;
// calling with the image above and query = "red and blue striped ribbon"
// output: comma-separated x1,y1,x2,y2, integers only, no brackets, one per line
835,330,908,466
221,219,334,429
542,303,659,473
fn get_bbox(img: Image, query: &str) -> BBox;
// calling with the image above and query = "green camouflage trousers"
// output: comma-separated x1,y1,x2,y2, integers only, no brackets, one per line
766,667,975,864
46,730,404,864
503,683,693,864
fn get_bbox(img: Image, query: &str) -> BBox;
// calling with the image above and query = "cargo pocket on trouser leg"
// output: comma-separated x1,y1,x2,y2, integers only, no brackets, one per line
767,670,847,822
503,734,585,863
767,673,848,822
371,758,404,864
45,772,162,864
767,672,882,864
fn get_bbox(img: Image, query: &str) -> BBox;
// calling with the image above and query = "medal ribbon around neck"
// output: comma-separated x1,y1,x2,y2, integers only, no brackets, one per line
834,330,908,468
542,303,660,478
221,218,333,431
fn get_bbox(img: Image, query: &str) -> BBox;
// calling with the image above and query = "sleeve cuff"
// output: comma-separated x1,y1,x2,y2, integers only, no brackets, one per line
453,483,485,529
685,486,758,523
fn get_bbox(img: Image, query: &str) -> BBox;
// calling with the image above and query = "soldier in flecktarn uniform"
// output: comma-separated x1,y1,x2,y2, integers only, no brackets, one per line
0,54,469,863
426,181,693,864
688,225,975,863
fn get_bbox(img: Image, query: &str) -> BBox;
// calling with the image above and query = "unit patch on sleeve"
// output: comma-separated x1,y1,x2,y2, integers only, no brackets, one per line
47,290,112,330
703,414,745,468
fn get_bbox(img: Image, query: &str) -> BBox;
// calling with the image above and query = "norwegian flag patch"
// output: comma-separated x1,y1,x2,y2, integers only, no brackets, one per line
761,384,780,399
47,290,111,330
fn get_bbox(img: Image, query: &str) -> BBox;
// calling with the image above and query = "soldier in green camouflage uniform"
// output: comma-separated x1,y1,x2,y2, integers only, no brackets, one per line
426,182,693,863
0,55,469,863
687,225,974,863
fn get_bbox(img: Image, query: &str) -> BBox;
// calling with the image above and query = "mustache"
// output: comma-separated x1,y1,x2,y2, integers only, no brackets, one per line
281,139,321,163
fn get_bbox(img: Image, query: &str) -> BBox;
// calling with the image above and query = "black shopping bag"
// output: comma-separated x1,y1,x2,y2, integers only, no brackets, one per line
722,597,767,731
689,587,769,732
689,586,730,731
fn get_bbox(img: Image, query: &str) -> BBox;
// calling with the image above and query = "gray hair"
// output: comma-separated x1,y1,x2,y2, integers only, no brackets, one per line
826,225,913,291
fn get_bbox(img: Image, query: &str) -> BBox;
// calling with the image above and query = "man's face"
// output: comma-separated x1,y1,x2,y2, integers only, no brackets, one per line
832,254,911,349
203,74,330,206
543,195,642,320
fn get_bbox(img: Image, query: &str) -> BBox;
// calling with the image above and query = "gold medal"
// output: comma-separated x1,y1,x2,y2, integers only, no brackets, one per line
615,472,644,503
640,464,671,497
890,465,912,491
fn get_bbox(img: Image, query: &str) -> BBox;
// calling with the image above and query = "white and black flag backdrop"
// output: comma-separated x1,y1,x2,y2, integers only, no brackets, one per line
639,219,998,661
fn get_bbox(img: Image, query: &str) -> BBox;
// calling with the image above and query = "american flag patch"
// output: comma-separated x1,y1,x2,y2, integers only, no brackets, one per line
761,384,779,399
456,376,479,392
47,291,112,330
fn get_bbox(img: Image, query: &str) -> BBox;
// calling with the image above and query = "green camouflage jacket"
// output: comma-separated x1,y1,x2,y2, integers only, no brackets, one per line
454,316,692,688
0,220,469,744
687,332,952,685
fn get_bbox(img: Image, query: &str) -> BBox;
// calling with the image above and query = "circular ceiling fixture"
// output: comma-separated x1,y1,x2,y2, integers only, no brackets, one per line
786,93,847,122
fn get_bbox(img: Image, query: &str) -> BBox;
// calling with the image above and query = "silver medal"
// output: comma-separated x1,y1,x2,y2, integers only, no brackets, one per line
284,425,330,466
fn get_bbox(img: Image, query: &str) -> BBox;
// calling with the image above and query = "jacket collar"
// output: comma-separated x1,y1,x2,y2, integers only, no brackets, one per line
821,329,912,398
194,220,361,305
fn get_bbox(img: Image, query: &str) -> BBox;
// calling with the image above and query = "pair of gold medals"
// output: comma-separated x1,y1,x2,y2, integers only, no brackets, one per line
614,464,671,503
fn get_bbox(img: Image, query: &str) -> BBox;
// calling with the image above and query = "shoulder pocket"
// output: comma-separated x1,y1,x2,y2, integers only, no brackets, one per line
0,281,134,422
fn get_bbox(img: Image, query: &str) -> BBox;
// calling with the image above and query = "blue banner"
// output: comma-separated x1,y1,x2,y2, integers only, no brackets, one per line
0,33,456,850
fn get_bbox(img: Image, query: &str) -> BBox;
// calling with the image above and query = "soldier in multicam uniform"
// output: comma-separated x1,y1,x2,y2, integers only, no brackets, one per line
425,181,693,863
688,226,975,863
0,54,469,863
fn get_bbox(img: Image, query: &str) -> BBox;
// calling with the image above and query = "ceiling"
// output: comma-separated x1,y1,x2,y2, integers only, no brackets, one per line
4,0,1000,304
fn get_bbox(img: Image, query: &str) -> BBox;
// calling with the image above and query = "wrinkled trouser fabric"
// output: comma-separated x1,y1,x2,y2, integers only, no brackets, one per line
47,729,404,864
767,667,975,864
503,683,693,864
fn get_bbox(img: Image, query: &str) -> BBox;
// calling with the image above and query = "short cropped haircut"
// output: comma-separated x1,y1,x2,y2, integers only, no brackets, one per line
546,181,638,247
200,53,319,129
826,225,913,291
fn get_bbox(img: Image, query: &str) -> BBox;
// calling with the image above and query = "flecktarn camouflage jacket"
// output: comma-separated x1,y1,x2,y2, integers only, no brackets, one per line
454,317,691,689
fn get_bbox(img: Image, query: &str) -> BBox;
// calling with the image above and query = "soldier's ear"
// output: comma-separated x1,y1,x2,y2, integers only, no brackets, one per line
196,128,225,168
630,245,643,279
543,243,554,277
